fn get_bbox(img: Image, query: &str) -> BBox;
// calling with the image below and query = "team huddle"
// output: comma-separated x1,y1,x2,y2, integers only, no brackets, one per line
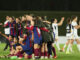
0,15,80,59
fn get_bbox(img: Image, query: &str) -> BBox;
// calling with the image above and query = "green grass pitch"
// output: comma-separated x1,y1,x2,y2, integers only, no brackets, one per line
0,43,80,60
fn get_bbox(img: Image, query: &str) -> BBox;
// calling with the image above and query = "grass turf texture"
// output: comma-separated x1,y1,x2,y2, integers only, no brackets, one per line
0,43,80,60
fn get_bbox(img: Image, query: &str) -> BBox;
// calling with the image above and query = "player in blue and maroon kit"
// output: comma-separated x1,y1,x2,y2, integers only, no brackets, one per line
16,18,23,38
10,26,34,59
4,17,16,38
25,15,49,59
4,17,17,53
0,15,58,59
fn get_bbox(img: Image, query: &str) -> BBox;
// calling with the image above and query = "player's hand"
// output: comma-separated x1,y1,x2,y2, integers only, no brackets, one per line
61,17,65,21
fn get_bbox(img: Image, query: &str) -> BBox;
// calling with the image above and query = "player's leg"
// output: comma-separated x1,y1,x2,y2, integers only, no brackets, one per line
34,44,39,59
54,33,61,51
24,51,32,59
10,46,23,59
55,38,60,51
38,45,41,57
4,39,9,51
76,39,80,52
66,39,71,54
66,35,73,54
24,48,33,59
70,39,74,52
62,41,69,52
41,43,45,59
44,43,48,59
4,37,10,51
75,35,80,52
24,53,28,59
47,42,52,58
62,35,70,52
52,43,57,58
10,47,16,56
51,32,57,58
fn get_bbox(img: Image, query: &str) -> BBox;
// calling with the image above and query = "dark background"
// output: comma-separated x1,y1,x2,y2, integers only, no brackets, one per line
0,0,80,11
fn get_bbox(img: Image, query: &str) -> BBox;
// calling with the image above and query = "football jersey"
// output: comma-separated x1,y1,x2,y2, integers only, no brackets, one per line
4,20,10,34
66,24,73,35
52,23,58,34
71,21,78,35
5,21,16,36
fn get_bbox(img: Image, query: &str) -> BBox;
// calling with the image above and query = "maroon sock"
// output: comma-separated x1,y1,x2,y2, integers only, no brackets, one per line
45,51,48,57
34,49,39,56
28,55,32,59
52,47,56,56
18,54,23,58
41,52,44,56
18,52,23,57
16,51,20,56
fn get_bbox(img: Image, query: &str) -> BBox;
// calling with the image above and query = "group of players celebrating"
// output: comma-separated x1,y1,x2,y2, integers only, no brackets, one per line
0,15,80,59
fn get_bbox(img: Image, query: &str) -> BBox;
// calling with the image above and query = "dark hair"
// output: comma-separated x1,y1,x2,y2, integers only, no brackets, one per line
51,18,55,23
71,15,77,21
67,18,71,24
18,17,21,21
50,18,55,25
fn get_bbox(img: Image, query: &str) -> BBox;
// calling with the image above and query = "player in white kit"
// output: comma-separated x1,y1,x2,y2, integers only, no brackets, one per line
52,17,64,51
62,18,74,54
71,16,80,52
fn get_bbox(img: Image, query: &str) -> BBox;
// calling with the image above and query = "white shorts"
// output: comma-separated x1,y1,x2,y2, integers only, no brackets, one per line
4,28,10,35
53,32,58,40
66,34,73,40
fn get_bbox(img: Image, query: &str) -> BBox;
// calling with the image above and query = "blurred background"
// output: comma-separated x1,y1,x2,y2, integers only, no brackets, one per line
0,0,80,11
0,0,80,43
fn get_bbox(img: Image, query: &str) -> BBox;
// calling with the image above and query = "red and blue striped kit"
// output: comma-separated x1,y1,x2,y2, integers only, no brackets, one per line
17,23,23,37
4,21,16,37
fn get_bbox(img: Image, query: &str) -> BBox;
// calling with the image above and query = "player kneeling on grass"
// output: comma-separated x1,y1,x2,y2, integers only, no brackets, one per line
10,35,33,59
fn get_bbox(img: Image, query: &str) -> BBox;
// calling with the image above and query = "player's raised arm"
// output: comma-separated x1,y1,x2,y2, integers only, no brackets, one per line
0,32,8,39
58,17,65,26
43,21,51,24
